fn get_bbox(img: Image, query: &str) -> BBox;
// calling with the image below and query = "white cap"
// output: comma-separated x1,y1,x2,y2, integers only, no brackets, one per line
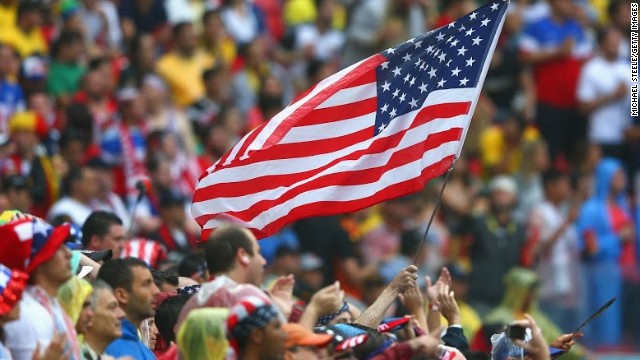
489,175,518,195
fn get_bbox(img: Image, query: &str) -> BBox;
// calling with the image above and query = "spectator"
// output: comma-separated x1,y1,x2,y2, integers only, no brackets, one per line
187,66,230,135
527,170,581,333
175,225,274,328
46,31,86,107
72,62,118,138
519,0,592,163
608,0,630,61
292,0,345,69
78,0,122,51
81,210,127,259
58,128,88,170
143,75,197,155
154,293,190,354
200,9,236,67
576,158,633,347
226,296,287,360
514,140,550,221
472,268,584,360
221,0,263,46
0,43,24,135
361,197,416,265
86,158,132,229
118,0,168,42
48,166,100,226
0,1,46,58
479,113,540,178
231,38,290,116
146,189,200,259
484,10,536,121
204,225,266,286
119,33,157,88
577,27,631,161
341,0,398,67
3,175,33,213
151,269,179,292
6,111,59,218
156,22,214,109
2,218,81,360
97,257,160,359
58,276,94,337
294,216,377,299
100,87,148,200
82,279,127,360
0,263,28,360
176,307,230,360
178,253,210,284
467,176,527,314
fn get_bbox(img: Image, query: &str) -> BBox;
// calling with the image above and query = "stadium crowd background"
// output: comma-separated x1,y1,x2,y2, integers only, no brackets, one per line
0,0,637,355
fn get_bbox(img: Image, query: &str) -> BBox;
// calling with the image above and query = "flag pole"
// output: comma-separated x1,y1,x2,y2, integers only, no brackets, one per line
412,157,457,265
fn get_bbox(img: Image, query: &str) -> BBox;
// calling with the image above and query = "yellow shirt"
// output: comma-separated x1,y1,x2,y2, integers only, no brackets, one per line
479,125,539,175
0,3,16,30
156,50,215,108
0,26,48,58
284,0,317,26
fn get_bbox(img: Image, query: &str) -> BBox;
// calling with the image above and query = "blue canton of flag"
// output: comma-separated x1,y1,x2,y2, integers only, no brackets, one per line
374,0,507,135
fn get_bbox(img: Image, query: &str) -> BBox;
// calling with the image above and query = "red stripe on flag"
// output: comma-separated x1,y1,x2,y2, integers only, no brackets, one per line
194,127,462,227
221,155,456,239
295,97,378,127
194,101,469,186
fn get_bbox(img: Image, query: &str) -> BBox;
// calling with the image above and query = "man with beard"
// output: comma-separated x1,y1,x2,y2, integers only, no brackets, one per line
467,176,527,315
98,257,160,359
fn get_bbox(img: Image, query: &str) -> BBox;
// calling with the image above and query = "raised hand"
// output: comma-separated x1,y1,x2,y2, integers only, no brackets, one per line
513,314,551,360
33,332,70,360
267,274,296,319
390,265,419,294
426,267,452,305
437,283,461,326
309,281,345,316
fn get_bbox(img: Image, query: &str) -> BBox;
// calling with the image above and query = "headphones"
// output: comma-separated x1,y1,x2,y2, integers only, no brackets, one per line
240,255,250,265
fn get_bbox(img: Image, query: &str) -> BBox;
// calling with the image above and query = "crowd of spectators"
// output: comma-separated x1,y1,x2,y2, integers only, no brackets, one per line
0,0,637,358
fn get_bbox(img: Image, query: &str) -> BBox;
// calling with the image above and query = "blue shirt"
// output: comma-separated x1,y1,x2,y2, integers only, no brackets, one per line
0,79,25,133
105,319,156,360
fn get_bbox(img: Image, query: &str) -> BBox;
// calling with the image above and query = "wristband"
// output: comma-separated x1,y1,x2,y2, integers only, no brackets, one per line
429,303,440,312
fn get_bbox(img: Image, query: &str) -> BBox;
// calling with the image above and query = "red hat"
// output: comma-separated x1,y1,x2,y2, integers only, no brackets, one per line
0,263,28,315
0,218,71,273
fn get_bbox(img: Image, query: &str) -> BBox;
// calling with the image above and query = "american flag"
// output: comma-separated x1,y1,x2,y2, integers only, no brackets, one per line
193,0,508,239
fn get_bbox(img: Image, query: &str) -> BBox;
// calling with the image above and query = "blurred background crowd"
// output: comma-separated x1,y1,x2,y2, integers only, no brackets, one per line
0,0,637,355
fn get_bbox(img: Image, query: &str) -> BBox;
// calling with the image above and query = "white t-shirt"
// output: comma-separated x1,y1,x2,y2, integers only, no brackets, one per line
48,197,93,226
577,56,632,144
295,25,345,61
529,201,580,301
4,289,56,360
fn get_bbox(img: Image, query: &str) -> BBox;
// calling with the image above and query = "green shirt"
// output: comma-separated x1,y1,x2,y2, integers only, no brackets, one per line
46,61,86,97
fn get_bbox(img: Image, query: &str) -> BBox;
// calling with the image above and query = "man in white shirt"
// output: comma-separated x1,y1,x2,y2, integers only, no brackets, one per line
528,170,581,333
48,166,100,226
1,218,81,360
577,27,632,160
